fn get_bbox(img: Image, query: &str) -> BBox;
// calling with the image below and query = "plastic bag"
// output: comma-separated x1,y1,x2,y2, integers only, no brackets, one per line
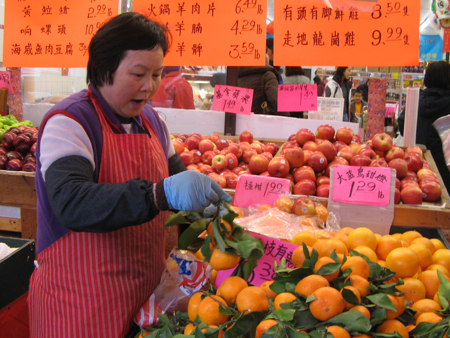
134,249,211,328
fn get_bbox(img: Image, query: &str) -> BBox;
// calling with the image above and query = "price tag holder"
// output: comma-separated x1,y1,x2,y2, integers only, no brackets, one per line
212,85,253,115
328,165,395,235
215,232,298,287
0,72,14,94
277,84,318,112
233,174,290,208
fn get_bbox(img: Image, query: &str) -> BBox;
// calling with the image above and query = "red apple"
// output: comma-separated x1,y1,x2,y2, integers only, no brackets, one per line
302,150,312,164
284,173,295,184
336,127,354,145
198,139,215,154
316,184,330,198
190,133,202,141
186,164,199,171
250,142,264,154
199,165,215,175
394,188,401,204
7,150,24,161
419,176,439,186
239,163,249,171
401,185,423,204
370,158,388,167
0,146,7,157
395,178,401,190
23,153,36,164
288,134,297,142
404,153,423,173
264,143,279,156
259,171,270,177
293,179,316,196
404,171,418,181
180,151,194,166
405,146,424,159
226,173,239,189
388,158,408,179
317,140,337,162
6,158,23,171
352,135,362,144
325,157,349,177
316,176,330,186
184,136,199,150
349,142,361,154
315,124,335,141
333,140,347,152
176,133,188,142
239,141,251,153
248,154,269,174
350,155,372,167
0,154,7,169
22,161,36,172
2,132,17,150
242,149,257,164
225,153,238,169
240,130,253,143
420,181,442,202
268,157,290,178
190,149,202,164
228,143,243,159
401,179,419,191
215,139,229,151
302,140,318,152
372,132,393,152
337,146,355,162
417,168,437,181
296,129,315,146
307,151,328,173
202,150,215,165
219,168,231,176
30,143,37,156
237,170,251,176
385,147,405,162
208,173,227,188
358,148,377,161
261,152,274,162
292,197,316,215
210,133,220,144
231,166,244,175
212,154,228,171
284,148,304,168
293,165,316,183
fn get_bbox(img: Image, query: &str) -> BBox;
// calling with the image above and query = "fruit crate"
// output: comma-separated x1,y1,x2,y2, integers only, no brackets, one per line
0,237,35,309
389,226,450,249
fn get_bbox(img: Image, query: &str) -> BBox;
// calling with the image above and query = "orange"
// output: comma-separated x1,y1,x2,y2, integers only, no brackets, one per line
314,205,329,223
309,287,345,321
411,237,436,255
340,285,361,310
418,270,450,299
405,325,416,332
259,280,278,300
258,204,273,211
313,239,348,258
333,232,348,247
236,286,269,314
345,275,370,297
347,227,377,251
295,274,330,298
430,238,446,251
326,325,350,338
375,233,382,244
391,233,402,240
184,323,195,335
353,246,378,262
341,256,370,280
255,319,278,338
216,276,248,304
416,312,443,325
426,264,450,277
314,256,340,282
409,243,433,270
210,269,217,286
385,247,420,278
400,230,423,245
384,294,405,320
396,278,426,302
274,292,297,310
209,249,240,271
411,299,441,319
377,260,386,267
195,249,206,261
207,219,233,240
400,240,409,248
274,197,294,213
188,292,203,321
376,319,408,338
292,245,313,268
197,295,229,325
338,227,355,236
353,335,370,338
229,205,244,218
315,229,334,239
432,249,450,272
349,305,370,320
292,231,318,247
376,235,403,261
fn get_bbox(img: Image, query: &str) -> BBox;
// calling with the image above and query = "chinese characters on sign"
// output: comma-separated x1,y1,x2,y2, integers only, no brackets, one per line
277,84,318,112
274,0,420,66
308,97,344,121
0,71,14,94
234,174,291,208
212,85,253,115
332,165,391,207
133,0,267,66
3,0,119,67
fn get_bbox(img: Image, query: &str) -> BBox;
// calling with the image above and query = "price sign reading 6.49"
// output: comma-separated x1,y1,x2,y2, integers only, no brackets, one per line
331,165,391,207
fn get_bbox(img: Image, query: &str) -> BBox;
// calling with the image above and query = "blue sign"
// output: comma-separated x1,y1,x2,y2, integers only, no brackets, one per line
420,34,443,61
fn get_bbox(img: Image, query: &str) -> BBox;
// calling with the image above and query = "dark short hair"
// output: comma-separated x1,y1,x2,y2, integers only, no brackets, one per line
285,67,305,77
334,67,349,84
424,61,450,90
266,38,274,51
354,88,363,95
87,12,171,87
313,75,321,84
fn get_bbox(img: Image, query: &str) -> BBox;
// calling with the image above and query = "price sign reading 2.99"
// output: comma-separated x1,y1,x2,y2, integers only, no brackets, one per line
331,165,391,207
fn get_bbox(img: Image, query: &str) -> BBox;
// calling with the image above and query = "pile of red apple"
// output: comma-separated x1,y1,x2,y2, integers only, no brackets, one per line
173,125,442,205
1,126,38,172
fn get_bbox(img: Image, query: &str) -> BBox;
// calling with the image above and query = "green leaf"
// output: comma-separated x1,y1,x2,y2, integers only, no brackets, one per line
261,325,282,338
305,294,317,304
437,292,450,309
293,309,320,328
330,251,340,263
201,234,213,262
366,293,397,311
211,216,227,253
178,219,207,250
369,308,386,327
194,326,207,338
368,261,384,280
409,322,439,336
236,239,264,260
286,326,309,338
270,281,286,294
309,248,319,268
157,313,171,325
438,270,450,300
371,333,402,338
317,262,341,276
325,310,371,332
223,311,266,338
164,211,190,227
429,327,449,338
302,243,311,260
218,304,234,316
275,309,296,321
342,288,360,306
287,267,315,281
241,258,259,281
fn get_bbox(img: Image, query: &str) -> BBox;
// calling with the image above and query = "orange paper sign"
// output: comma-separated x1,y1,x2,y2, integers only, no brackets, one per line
3,0,119,68
133,0,266,66
274,0,420,66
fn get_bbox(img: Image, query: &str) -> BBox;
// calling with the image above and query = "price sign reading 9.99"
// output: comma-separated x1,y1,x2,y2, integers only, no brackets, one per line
133,0,267,66
274,0,420,67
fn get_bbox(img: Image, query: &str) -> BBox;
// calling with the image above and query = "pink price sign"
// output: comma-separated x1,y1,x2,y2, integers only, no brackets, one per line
331,165,391,207
212,85,253,115
215,232,299,288
277,84,318,112
233,174,291,208
0,71,14,94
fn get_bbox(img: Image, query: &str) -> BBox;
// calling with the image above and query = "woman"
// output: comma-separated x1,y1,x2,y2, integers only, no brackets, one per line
314,75,325,97
28,13,231,338
325,67,352,121
283,67,310,118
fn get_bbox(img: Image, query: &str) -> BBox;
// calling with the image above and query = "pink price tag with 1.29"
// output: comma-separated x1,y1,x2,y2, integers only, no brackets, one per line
331,165,391,207
212,85,253,115
233,174,291,209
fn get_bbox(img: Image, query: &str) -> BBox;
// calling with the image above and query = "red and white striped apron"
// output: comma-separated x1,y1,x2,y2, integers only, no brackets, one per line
28,89,169,337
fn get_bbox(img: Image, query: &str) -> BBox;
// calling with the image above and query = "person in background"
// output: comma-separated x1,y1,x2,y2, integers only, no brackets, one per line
397,61,450,192
349,88,367,123
150,66,195,109
325,67,352,121
283,67,310,118
28,12,231,338
313,75,325,97
200,72,227,110
356,79,370,102
266,37,284,82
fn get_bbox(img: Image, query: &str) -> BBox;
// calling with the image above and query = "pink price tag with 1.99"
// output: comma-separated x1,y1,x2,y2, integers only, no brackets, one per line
212,85,253,115
331,165,391,207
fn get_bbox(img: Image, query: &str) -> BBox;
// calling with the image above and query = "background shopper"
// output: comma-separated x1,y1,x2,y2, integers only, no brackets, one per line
325,67,352,121
314,75,325,97
283,66,310,118
349,88,367,123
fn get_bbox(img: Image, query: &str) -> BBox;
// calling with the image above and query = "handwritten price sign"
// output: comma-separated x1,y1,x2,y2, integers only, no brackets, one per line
278,84,318,112
215,232,299,287
331,165,391,207
234,174,291,208
212,85,253,115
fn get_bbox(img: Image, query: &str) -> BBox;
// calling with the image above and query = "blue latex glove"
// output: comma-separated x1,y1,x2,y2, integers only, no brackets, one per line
164,171,232,212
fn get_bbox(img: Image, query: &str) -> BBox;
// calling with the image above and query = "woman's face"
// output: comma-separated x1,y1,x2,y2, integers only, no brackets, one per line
98,48,164,118
344,68,352,80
